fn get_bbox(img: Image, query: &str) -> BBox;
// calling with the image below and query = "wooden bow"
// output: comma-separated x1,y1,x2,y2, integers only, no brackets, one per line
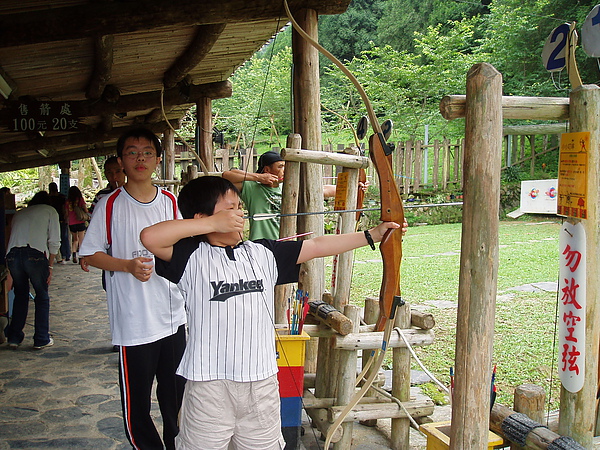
283,1,405,446
369,133,405,331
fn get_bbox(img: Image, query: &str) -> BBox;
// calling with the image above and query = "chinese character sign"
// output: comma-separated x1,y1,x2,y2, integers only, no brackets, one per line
557,132,588,219
1,100,83,132
558,221,586,393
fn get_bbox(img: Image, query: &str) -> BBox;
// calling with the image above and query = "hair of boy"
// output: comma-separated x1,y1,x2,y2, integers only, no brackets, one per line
29,190,51,206
104,156,120,171
116,127,163,159
177,176,239,220
48,182,59,194
257,150,283,173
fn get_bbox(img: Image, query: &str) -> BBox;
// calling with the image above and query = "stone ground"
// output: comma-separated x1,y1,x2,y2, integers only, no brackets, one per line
0,262,479,449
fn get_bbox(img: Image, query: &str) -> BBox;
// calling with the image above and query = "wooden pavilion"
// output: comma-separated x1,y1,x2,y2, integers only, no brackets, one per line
0,0,350,174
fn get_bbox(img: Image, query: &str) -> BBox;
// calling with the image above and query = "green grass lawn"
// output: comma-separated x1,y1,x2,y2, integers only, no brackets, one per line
324,218,563,410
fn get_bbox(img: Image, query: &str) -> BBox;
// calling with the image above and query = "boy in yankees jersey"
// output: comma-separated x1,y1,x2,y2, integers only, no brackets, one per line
79,128,186,450
141,176,401,450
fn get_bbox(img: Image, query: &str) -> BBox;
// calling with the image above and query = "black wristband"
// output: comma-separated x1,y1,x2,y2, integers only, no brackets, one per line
364,230,376,250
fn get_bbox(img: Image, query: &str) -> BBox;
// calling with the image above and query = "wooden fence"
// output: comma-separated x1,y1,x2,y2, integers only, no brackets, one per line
175,132,560,195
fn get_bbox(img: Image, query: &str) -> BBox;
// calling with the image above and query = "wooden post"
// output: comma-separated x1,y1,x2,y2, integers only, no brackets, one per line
391,302,411,449
276,134,301,324
558,84,600,448
196,97,213,171
360,297,380,427
292,8,324,301
334,304,360,450
332,152,359,309
511,384,546,450
163,127,175,190
450,63,503,449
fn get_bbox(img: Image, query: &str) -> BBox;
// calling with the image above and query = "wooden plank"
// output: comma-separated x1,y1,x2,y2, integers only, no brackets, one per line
391,303,411,449
163,24,226,89
440,95,569,121
433,140,440,189
329,398,435,423
334,328,434,350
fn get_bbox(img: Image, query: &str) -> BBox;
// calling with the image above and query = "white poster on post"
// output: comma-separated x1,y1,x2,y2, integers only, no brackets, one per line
558,221,586,393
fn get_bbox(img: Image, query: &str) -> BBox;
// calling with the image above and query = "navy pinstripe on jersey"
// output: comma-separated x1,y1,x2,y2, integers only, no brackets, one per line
156,238,302,383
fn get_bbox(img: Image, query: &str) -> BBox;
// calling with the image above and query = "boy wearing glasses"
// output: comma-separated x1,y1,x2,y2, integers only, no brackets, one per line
79,127,186,450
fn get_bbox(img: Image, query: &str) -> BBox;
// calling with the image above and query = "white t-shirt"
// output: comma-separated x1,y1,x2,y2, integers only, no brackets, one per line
79,186,186,346
7,204,60,257
156,238,302,383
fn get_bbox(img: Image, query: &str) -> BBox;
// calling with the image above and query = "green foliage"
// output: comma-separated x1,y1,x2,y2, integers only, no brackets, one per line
319,0,385,62
377,0,488,53
419,382,449,406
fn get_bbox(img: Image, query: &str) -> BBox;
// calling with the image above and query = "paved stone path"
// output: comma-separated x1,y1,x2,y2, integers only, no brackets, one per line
0,262,445,449
0,264,132,449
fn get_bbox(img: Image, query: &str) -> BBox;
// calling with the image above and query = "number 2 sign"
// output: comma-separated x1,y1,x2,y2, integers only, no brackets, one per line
582,4,600,57
542,23,571,72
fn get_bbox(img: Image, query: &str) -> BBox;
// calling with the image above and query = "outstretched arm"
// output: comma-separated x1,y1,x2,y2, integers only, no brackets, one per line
297,221,403,264
222,169,279,190
140,209,244,262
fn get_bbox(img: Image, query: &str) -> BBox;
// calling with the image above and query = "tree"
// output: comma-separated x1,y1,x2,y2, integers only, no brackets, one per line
319,0,384,62
377,0,488,52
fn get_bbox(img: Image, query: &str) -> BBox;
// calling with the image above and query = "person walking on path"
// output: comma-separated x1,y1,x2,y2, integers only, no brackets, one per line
89,156,125,215
4,190,60,350
48,182,70,264
65,186,89,264
79,127,186,450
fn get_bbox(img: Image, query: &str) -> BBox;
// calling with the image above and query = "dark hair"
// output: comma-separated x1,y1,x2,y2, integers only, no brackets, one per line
116,127,162,158
67,186,83,205
0,187,11,196
178,176,239,220
29,190,51,206
104,156,120,168
48,182,58,193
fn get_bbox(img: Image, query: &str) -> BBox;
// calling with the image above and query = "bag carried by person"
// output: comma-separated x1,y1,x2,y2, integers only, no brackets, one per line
73,204,90,222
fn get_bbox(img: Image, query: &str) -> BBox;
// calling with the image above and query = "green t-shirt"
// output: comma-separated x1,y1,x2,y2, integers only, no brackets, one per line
241,181,282,240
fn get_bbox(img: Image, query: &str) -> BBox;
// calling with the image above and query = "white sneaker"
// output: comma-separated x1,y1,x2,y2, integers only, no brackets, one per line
33,337,54,349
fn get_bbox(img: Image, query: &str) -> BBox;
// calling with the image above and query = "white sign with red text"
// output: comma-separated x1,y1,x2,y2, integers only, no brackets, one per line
558,221,586,393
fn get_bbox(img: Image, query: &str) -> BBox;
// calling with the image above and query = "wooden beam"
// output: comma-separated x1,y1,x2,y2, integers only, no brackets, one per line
0,81,232,121
503,123,569,136
440,95,570,121
0,0,350,48
86,35,114,100
0,145,118,173
163,24,226,89
0,120,179,158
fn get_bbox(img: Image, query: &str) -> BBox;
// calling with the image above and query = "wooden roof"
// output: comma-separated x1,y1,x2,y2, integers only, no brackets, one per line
0,0,350,172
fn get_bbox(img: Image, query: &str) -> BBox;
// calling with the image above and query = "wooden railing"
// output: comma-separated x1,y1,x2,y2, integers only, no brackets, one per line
174,132,560,195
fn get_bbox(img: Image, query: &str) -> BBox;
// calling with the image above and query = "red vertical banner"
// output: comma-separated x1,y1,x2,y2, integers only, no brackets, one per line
558,221,586,393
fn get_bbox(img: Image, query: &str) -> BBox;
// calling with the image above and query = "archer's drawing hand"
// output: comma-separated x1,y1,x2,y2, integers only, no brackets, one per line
258,173,279,187
208,209,244,234
370,221,402,242
128,257,154,282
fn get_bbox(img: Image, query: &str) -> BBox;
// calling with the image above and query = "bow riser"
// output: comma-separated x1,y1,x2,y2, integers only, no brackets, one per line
369,134,405,331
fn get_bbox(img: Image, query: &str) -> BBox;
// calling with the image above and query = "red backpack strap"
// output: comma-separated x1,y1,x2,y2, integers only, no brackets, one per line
105,189,122,246
161,189,178,219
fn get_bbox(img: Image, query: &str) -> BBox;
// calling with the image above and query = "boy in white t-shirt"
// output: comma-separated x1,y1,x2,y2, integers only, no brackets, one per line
79,128,186,450
140,176,402,449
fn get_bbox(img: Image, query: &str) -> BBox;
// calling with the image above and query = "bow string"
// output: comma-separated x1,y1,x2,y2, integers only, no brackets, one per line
283,1,405,447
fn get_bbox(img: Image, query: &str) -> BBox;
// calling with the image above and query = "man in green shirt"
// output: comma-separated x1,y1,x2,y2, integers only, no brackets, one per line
222,151,287,240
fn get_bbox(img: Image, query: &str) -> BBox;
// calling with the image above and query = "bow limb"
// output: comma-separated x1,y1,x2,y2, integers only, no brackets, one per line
369,134,404,331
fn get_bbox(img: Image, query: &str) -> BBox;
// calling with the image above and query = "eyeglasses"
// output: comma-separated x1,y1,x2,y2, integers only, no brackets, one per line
124,150,156,159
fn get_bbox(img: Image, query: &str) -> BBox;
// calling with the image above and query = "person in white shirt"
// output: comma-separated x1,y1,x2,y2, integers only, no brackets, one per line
5,190,60,350
141,176,403,449
79,128,186,450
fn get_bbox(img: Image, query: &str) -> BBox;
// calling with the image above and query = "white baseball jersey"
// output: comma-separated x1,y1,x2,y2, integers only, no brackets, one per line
79,186,186,346
156,238,302,382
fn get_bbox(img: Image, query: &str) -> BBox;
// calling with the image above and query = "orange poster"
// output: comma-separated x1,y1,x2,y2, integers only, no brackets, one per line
557,132,589,219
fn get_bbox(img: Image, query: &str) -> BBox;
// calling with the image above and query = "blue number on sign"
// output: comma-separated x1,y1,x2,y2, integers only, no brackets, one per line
546,23,569,71
593,6,600,26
